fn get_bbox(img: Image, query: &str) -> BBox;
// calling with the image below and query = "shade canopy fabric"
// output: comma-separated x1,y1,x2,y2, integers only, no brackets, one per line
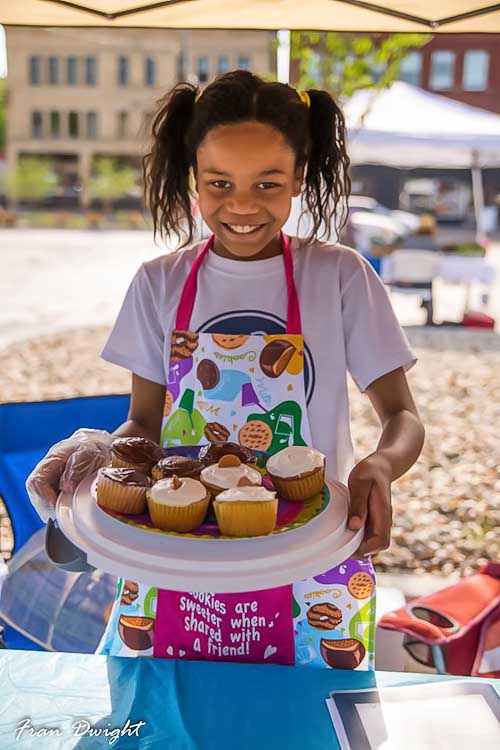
1,1,500,31
345,82,500,169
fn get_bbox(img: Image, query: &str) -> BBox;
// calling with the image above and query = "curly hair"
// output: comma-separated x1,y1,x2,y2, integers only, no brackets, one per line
143,69,351,247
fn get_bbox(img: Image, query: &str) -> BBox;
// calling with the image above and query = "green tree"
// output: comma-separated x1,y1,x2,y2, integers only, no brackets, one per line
89,157,137,214
4,157,57,208
291,32,432,101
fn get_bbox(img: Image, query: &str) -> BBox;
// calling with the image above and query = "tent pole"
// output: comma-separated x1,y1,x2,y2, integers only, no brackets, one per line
277,30,291,84
471,151,485,245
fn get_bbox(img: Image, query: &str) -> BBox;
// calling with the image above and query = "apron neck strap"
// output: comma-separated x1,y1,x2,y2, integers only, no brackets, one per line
175,231,302,335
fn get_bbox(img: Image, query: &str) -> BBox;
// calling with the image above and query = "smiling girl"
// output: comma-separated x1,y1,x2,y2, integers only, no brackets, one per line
28,70,424,668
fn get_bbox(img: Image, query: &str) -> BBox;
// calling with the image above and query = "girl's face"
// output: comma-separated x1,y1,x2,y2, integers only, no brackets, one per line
195,121,304,259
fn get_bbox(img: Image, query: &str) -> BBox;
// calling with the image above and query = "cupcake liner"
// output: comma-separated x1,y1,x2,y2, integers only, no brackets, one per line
214,500,278,537
111,455,152,475
269,466,325,502
147,493,210,532
96,475,148,514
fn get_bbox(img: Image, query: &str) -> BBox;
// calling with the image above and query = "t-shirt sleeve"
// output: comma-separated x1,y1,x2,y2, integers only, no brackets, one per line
340,249,417,392
101,264,166,385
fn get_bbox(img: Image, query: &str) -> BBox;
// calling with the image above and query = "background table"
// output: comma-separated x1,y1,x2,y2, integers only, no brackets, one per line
1,650,499,750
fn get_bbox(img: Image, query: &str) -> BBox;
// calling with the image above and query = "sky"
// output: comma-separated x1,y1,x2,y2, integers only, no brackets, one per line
0,26,6,77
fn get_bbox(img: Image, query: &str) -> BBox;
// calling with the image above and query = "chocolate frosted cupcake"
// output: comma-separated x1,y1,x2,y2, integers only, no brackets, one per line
198,441,257,466
147,475,210,532
200,455,262,499
96,467,152,514
111,437,164,475
266,446,325,502
152,455,203,482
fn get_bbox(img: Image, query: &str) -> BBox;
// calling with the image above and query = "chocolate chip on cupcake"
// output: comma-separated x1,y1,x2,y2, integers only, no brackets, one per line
111,436,164,475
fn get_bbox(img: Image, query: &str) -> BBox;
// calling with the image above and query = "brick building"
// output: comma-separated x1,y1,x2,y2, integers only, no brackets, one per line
4,27,275,208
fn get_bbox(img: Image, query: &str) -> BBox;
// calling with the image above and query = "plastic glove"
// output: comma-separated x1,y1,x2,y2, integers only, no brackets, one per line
26,428,114,523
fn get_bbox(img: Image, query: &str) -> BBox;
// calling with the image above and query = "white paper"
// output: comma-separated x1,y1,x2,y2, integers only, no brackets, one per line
326,682,500,750
356,694,500,750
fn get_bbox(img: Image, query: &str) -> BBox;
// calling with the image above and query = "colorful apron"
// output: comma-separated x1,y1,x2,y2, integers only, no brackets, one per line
97,232,376,670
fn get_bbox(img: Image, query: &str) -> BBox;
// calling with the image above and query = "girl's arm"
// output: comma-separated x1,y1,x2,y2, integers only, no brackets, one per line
347,366,425,558
113,374,166,443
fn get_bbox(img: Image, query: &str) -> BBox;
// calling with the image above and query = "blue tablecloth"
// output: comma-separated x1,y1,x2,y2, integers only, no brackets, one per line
1,650,499,749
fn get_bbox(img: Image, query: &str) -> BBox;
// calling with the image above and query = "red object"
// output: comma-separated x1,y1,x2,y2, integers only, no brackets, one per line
378,563,500,677
462,311,495,329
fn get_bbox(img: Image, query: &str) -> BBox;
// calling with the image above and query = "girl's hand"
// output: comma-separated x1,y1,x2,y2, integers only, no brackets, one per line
26,429,113,522
346,452,393,558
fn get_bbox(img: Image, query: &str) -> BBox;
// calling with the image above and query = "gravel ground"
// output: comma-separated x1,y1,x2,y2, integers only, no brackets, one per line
1,325,499,577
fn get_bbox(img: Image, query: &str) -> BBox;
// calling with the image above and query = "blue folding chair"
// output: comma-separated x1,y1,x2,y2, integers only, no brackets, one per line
0,394,129,649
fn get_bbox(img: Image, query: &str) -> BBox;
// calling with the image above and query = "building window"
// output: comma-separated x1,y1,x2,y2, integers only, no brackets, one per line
463,50,489,91
118,111,128,138
197,56,209,83
237,56,250,71
217,55,229,76
31,111,43,137
399,51,422,86
145,57,155,86
48,56,59,85
429,51,455,90
87,111,97,138
118,56,129,86
176,52,185,82
85,56,97,85
29,56,41,85
50,111,60,137
68,111,79,138
67,56,78,85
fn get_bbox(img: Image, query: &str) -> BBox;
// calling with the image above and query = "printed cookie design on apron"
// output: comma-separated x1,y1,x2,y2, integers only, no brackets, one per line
98,232,376,668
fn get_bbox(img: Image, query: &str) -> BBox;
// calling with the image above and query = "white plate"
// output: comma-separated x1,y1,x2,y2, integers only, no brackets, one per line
56,473,364,592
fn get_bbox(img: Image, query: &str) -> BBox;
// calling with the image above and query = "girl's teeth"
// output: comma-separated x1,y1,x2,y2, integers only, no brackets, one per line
227,224,261,234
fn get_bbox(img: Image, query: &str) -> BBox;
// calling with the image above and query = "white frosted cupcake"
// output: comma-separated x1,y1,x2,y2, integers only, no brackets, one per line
147,475,210,532
214,480,278,537
200,454,262,499
266,446,325,502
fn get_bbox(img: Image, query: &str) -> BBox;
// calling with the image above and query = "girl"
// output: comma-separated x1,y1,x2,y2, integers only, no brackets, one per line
27,70,424,669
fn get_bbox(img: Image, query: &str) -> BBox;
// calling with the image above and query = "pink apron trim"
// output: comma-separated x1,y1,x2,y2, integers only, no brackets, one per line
175,231,302,335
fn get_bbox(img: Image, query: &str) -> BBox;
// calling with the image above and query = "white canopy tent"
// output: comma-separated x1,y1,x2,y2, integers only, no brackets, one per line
345,82,500,239
1,1,500,32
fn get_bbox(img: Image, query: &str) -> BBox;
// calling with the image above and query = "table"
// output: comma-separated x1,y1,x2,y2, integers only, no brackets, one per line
0,650,499,750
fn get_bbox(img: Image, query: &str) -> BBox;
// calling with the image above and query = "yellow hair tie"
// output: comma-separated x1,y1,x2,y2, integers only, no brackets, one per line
298,90,311,109
195,92,201,103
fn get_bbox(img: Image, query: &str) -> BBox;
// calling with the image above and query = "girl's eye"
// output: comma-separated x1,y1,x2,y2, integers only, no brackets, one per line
210,180,231,189
257,182,280,190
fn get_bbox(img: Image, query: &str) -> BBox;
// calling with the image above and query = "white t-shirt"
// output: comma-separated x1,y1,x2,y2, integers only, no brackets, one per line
101,237,416,483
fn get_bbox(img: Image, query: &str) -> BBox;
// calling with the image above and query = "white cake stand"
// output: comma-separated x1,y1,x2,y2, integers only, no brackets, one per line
56,473,363,592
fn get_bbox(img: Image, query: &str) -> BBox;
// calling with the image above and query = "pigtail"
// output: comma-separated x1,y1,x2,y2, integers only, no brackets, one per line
143,83,198,245
303,89,351,242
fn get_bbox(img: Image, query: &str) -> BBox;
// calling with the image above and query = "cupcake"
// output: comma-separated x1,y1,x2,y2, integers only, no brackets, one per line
200,454,262,499
266,446,325,502
198,441,257,466
146,475,210,532
96,467,152,514
111,437,164,475
152,455,204,482
214,480,278,537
